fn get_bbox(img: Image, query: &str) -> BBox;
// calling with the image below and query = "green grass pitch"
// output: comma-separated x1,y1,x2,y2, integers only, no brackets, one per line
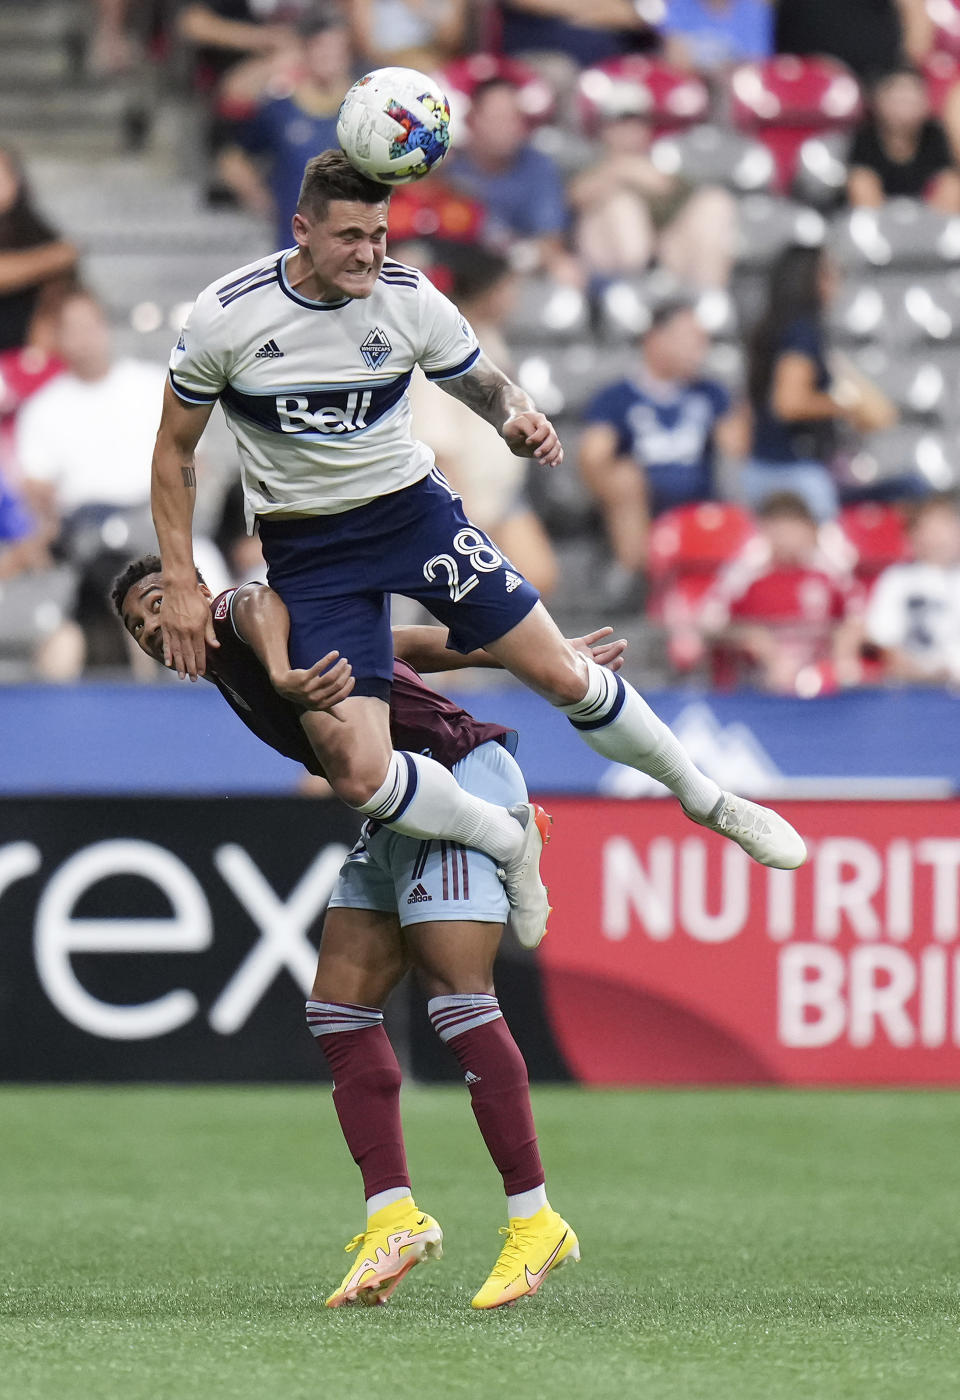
2,1085,959,1400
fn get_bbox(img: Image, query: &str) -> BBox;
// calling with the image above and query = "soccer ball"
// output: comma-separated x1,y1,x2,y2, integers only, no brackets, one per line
337,67,452,185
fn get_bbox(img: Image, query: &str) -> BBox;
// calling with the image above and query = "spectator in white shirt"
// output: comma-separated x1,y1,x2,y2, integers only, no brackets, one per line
865,495,960,685
16,289,166,528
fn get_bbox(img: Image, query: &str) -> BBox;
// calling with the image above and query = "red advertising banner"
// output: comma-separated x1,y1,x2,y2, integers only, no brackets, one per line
537,799,960,1085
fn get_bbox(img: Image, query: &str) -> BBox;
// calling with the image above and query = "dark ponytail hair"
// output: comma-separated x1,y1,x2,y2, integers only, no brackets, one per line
747,244,824,412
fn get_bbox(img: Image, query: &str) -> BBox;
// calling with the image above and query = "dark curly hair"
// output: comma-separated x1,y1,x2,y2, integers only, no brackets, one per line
110,554,204,616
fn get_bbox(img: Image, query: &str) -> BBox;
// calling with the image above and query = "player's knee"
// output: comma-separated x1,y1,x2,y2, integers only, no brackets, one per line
329,763,390,810
542,649,589,707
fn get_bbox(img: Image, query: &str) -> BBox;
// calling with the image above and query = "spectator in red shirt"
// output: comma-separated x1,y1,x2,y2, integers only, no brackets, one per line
701,491,864,694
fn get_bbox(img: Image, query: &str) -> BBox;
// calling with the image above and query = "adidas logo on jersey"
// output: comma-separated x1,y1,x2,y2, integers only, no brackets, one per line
255,338,283,358
464,1070,481,1085
505,571,523,593
407,883,432,905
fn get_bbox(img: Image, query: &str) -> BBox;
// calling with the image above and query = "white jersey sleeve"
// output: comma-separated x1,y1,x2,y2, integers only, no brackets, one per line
864,566,908,650
416,275,481,382
169,285,233,406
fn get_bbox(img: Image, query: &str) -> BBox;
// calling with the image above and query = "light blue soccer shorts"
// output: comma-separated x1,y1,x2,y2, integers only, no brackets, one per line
327,740,528,927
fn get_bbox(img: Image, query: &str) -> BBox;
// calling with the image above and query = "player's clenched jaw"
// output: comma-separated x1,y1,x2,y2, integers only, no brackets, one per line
289,199,389,302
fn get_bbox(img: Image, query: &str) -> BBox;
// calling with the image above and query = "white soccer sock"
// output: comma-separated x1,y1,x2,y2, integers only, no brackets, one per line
366,1186,413,1219
353,750,523,863
558,658,721,818
507,1185,548,1219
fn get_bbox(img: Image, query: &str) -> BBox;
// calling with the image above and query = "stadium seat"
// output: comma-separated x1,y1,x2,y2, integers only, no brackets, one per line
838,502,910,580
526,418,600,538
923,51,960,113
0,565,77,659
513,344,628,417
829,202,960,273
596,274,738,343
439,54,556,128
577,58,709,138
503,275,590,345
648,503,756,582
845,345,951,419
890,274,960,345
827,278,893,344
792,132,850,208
842,425,959,494
735,195,826,269
929,0,960,57
729,56,863,191
649,125,775,194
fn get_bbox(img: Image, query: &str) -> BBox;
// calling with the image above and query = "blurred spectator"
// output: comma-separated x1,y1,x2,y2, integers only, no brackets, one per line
0,146,78,355
178,1,313,200
744,245,895,522
661,0,772,74
496,1,656,67
14,291,229,671
579,299,747,599
847,66,960,210
88,0,141,76
220,6,355,246
16,291,165,527
409,248,558,597
568,105,737,287
702,491,865,693
773,0,932,82
213,479,268,585
865,494,960,684
345,0,468,68
444,78,580,283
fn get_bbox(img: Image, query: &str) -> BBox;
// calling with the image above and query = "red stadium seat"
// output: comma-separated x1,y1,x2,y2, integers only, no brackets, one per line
838,503,910,581
439,54,556,125
929,0,960,57
648,502,756,582
387,181,486,245
923,52,960,114
577,58,709,139
730,56,862,192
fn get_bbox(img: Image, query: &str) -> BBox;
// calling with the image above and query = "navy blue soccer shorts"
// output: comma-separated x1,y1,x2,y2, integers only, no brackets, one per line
257,468,540,700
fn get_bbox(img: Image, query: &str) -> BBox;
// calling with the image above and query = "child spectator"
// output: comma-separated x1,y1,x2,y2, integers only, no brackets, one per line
847,67,960,211
580,298,747,599
702,491,865,693
0,146,78,355
865,495,960,684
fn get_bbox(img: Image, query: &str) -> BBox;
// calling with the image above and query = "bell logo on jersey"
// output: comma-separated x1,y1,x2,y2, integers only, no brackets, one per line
276,391,372,434
360,326,392,370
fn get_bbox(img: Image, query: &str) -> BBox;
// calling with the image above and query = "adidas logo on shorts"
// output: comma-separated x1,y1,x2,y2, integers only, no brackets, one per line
255,338,283,358
505,571,522,593
407,882,432,904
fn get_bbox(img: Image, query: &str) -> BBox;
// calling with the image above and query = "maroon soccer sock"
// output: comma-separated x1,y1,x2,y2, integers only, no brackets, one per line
428,994,545,1195
306,1001,411,1199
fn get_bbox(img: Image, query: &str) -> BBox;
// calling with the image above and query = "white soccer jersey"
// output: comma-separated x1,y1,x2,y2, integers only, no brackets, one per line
169,251,480,522
865,561,960,679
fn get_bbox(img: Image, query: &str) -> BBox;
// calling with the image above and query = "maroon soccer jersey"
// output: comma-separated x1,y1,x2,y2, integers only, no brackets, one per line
206,589,514,776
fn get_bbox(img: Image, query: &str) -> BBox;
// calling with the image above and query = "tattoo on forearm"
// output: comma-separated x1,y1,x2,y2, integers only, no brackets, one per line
181,466,197,488
438,351,533,429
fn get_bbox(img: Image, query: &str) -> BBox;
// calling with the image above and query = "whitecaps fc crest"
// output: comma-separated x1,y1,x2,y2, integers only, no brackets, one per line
360,326,392,370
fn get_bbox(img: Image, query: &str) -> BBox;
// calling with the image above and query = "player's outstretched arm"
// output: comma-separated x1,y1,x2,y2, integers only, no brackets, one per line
232,583,355,710
391,623,627,673
436,351,563,468
152,382,218,680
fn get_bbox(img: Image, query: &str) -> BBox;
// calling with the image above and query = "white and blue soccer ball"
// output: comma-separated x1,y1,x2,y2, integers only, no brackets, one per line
337,66,452,185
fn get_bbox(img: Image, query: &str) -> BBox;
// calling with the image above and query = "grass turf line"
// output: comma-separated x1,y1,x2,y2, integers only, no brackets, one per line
2,1086,959,1400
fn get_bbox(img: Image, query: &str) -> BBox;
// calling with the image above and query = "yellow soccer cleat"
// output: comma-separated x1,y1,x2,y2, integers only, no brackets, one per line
471,1205,579,1310
325,1196,443,1308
